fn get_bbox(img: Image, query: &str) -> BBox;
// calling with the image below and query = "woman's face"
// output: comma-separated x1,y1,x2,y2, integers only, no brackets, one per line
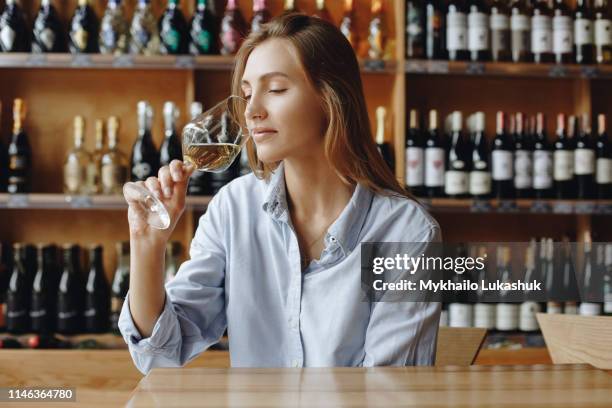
241,38,327,163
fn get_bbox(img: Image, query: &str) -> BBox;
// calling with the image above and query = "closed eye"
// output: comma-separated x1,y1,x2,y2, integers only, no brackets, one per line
269,89,287,94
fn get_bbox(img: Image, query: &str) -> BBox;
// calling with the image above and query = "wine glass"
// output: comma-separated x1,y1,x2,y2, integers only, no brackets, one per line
123,96,249,230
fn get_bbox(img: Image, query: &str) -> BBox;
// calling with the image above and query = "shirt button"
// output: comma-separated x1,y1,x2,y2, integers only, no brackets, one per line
330,237,337,242
292,360,300,367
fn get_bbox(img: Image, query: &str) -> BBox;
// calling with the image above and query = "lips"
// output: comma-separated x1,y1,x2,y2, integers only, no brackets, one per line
251,127,277,141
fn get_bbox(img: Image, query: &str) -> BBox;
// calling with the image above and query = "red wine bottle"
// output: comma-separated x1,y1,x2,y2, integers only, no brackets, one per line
84,245,110,333
446,0,469,61
425,110,446,198
57,245,84,335
533,113,554,199
510,0,533,62
30,245,56,334
595,114,612,198
594,0,612,64
574,0,595,64
469,112,491,199
492,111,515,199
575,113,596,199
467,0,491,61
445,111,470,198
490,0,511,62
220,0,247,56
405,109,425,196
514,113,534,198
552,0,574,64
532,0,554,63
554,113,576,199
6,243,30,334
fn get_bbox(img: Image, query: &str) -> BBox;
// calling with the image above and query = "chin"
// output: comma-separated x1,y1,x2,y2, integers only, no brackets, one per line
255,145,286,164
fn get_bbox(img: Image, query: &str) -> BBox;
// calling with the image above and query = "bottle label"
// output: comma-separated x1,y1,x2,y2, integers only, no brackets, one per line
579,302,602,316
575,148,595,175
553,15,573,54
447,11,468,51
514,150,533,189
0,25,16,50
492,150,513,181
491,14,510,30
596,158,612,184
511,14,531,54
445,171,468,195
532,15,552,53
407,4,423,38
425,147,445,187
58,310,78,319
595,19,612,46
132,162,152,180
554,150,574,181
40,28,56,50
405,147,424,187
469,170,492,195
496,303,519,331
9,155,27,170
575,18,594,46
468,12,489,51
222,28,241,54
449,303,473,328
547,302,563,314
474,303,496,329
195,30,212,52
534,150,553,189
162,29,181,53
71,29,89,51
511,14,530,31
64,162,87,194
519,301,541,331
102,164,127,192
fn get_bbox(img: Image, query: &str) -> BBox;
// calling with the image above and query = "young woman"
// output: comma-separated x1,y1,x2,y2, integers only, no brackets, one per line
120,13,441,374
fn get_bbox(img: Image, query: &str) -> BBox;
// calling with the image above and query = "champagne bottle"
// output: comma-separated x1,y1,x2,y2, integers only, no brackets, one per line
8,98,31,194
130,0,160,55
492,111,515,199
101,117,128,194
6,243,30,334
110,241,130,334
510,0,532,62
64,116,91,195
69,0,100,54
575,113,596,199
87,119,105,195
375,106,394,172
84,245,110,333
490,0,511,62
33,0,66,53
552,0,574,64
160,102,183,167
0,0,29,52
594,0,612,64
340,0,359,52
574,0,595,64
532,0,554,63
595,114,612,198
405,109,425,196
368,0,387,60
467,0,491,61
425,109,445,198
425,0,444,59
99,0,130,55
190,0,219,55
251,0,271,34
187,102,209,195
514,112,534,199
220,0,247,56
533,113,554,199
446,0,469,61
469,112,491,199
406,0,425,59
30,245,56,334
553,113,576,199
130,101,160,182
57,244,84,335
314,0,333,24
160,0,189,55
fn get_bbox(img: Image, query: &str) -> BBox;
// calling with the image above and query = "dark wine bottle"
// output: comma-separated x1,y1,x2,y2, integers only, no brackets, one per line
532,0,554,63
84,245,110,333
0,103,7,192
69,0,100,54
578,232,602,316
160,102,183,167
492,111,515,199
30,245,56,334
57,245,84,335
424,109,445,197
6,243,30,334
467,0,491,61
110,242,130,334
575,113,596,199
446,0,469,61
552,0,574,64
159,0,189,55
544,238,563,314
405,109,425,196
519,241,541,332
251,0,271,35
594,0,612,64
448,243,473,327
595,114,612,198
514,112,534,198
424,0,444,60
554,113,576,199
469,112,491,199
574,0,595,64
496,246,519,332
533,113,554,199
32,0,66,53
490,0,511,62
7,98,31,194
406,0,425,59
0,0,29,52
0,243,9,331
375,107,395,172
510,0,532,62
560,236,580,314
190,0,219,55
220,0,247,56
130,101,160,182
445,111,470,198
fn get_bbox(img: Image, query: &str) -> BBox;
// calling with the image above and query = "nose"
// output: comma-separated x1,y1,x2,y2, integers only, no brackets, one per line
245,94,267,122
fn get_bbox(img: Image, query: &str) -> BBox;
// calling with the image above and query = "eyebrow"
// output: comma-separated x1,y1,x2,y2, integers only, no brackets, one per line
241,71,291,86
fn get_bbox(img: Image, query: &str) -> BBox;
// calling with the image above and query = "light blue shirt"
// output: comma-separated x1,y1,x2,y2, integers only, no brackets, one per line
119,162,442,374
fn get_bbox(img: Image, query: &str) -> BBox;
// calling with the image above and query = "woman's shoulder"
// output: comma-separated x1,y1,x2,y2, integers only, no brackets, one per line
208,172,267,211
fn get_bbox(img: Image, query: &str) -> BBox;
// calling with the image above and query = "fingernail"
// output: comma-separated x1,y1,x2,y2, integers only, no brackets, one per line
171,171,181,182
164,187,172,197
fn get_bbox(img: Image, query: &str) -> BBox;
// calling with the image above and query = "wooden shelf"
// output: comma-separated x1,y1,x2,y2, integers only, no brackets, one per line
405,59,612,79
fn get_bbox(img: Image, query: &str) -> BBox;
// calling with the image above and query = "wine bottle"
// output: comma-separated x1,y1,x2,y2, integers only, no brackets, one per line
220,0,247,56
574,0,595,64
532,0,554,63
160,0,189,55
595,114,612,198
87,119,105,195
160,102,183,167
446,0,469,61
375,107,395,172
251,0,271,34
510,0,532,62
578,233,602,316
69,0,100,54
405,109,425,196
64,116,91,195
603,244,612,316
496,246,519,332
30,245,55,334
101,117,128,195
425,0,444,59
560,236,579,315
0,243,8,331
187,102,209,195
33,0,66,53
490,0,511,62
368,0,387,60
575,113,596,199
314,0,333,24
473,246,495,330
594,0,612,64
553,113,576,199
519,241,541,332
84,245,110,333
99,0,130,55
110,241,130,334
340,0,359,52
445,111,470,198
467,0,491,61
165,241,181,284
57,244,83,335
130,101,159,182
552,0,574,64
492,111,515,199
6,243,30,334
514,112,534,199
533,113,554,199
7,98,31,194
469,112,491,199
0,102,7,192
0,0,29,52
449,244,473,328
424,109,445,198
406,0,425,59
130,0,160,55
190,0,219,55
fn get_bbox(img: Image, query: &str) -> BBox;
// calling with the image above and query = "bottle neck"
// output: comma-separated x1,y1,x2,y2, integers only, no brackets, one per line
428,110,438,132
89,248,103,271
227,0,238,10
375,108,386,145
598,114,607,136
409,110,419,130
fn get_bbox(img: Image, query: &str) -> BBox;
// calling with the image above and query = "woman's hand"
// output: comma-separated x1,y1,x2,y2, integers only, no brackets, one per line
124,160,196,245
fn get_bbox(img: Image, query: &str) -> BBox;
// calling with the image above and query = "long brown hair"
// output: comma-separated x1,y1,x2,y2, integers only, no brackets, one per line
231,12,409,198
